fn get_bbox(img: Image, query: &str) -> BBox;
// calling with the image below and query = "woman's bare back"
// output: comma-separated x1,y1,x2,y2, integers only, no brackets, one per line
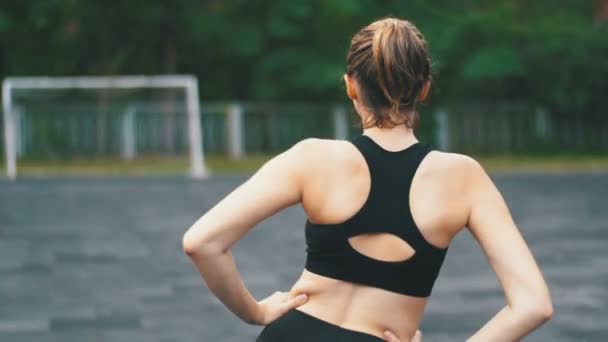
287,136,472,340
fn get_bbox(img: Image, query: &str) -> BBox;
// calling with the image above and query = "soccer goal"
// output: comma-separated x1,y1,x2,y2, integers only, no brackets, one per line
2,75,208,179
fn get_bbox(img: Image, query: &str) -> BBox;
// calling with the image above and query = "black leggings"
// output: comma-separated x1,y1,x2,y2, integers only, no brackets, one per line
256,309,384,342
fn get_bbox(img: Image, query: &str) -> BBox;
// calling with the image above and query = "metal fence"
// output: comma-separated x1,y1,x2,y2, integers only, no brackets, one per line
201,102,608,155
1,102,607,162
441,104,608,154
1,104,193,160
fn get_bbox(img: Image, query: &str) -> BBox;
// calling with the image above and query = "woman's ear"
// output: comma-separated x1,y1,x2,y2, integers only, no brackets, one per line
344,74,358,100
417,80,431,102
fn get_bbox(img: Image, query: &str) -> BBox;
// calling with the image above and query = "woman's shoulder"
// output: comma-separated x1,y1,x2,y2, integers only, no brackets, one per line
288,139,488,180
293,137,352,149
281,138,362,180
420,149,486,182
290,138,358,162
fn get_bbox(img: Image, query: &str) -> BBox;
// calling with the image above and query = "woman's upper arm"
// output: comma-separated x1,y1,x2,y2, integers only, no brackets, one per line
182,139,316,255
465,157,552,314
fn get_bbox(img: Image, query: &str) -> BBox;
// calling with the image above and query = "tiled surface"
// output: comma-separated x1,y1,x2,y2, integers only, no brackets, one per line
0,173,606,341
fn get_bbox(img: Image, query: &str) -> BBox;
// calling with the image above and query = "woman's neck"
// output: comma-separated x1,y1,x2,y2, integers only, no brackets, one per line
362,125,418,151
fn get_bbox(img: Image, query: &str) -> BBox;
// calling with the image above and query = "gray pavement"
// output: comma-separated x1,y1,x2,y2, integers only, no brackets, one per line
0,173,606,341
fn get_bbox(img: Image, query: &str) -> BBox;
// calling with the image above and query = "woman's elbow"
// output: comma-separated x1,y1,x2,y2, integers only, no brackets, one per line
515,297,554,324
182,226,223,257
181,230,199,256
536,300,554,322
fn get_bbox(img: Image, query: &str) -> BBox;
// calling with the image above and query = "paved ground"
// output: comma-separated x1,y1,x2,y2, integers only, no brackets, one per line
0,173,606,342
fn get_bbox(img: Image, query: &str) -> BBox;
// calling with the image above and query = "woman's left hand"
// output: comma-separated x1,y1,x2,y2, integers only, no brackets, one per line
251,291,309,325
384,329,422,342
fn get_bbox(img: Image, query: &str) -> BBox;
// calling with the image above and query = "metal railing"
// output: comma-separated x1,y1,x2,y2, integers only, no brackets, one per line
1,103,607,166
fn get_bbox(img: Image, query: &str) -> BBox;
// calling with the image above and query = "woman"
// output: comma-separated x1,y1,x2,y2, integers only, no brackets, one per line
182,18,553,341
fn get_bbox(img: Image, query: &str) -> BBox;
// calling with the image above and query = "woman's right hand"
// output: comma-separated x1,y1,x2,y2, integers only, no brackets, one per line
383,329,421,342
252,291,309,325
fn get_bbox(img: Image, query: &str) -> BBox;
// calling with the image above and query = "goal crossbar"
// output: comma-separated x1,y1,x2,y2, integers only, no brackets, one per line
2,75,208,179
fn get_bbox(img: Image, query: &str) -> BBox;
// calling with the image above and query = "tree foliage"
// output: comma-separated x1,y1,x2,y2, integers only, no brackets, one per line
0,0,606,116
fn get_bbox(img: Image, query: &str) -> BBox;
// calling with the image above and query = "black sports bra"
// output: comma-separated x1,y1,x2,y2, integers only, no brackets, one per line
304,135,448,297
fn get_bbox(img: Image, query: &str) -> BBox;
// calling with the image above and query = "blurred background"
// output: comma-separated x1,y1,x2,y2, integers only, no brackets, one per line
0,1,607,341
1,0,608,175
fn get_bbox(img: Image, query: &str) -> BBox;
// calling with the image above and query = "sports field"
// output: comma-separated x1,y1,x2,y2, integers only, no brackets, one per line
0,172,606,341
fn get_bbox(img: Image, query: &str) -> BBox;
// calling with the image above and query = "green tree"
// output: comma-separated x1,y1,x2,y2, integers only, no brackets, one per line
0,0,606,117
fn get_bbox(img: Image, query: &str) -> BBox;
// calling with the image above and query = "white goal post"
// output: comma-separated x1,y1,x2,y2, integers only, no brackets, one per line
2,75,208,179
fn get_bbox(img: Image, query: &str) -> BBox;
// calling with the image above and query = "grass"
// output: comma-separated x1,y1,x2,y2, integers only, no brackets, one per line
476,154,608,173
1,153,607,178
0,155,273,177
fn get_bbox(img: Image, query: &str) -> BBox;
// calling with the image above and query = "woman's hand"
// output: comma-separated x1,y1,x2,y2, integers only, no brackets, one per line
383,329,421,342
253,291,421,342
251,291,309,325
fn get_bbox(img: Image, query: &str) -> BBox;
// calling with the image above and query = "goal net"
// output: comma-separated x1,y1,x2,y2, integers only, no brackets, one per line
2,75,208,179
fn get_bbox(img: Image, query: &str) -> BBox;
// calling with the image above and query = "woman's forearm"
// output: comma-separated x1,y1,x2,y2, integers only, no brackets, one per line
187,248,260,324
467,304,552,341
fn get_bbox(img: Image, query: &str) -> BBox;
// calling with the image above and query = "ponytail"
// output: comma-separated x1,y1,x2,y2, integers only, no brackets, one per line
346,18,432,128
